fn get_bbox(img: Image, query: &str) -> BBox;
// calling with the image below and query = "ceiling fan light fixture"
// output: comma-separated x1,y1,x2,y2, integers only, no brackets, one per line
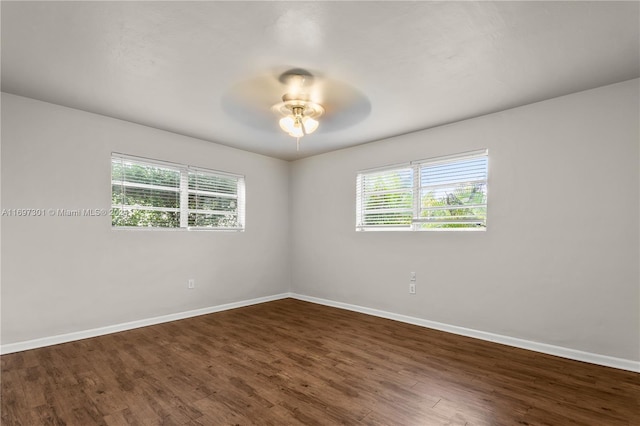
289,127,304,138
279,116,296,133
279,115,307,138
302,116,319,134
272,96,325,147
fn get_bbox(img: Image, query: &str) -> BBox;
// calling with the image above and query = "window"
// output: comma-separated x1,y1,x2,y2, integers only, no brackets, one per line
356,150,488,231
111,154,245,230
188,167,244,228
356,166,414,229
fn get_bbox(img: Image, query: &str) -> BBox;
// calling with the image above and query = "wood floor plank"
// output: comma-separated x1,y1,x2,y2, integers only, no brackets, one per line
2,298,639,425
1,370,35,426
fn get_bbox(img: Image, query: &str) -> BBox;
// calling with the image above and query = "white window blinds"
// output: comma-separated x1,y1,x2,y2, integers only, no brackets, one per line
188,168,245,230
111,154,245,230
356,150,488,231
356,166,414,230
416,151,488,229
111,156,182,228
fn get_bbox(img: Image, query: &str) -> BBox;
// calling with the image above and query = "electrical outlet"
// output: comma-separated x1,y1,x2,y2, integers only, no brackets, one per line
188,279,195,289
410,272,416,281
409,282,416,294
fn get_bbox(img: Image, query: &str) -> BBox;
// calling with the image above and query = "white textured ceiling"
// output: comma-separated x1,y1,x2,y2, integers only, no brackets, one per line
2,1,639,161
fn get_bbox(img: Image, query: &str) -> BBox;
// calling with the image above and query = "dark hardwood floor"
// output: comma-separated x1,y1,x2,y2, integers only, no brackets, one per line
1,298,638,425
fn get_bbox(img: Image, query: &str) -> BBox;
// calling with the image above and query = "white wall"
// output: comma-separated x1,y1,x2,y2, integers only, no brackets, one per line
290,79,640,362
1,93,291,344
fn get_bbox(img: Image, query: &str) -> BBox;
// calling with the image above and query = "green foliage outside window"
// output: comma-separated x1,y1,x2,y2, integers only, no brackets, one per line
357,151,488,230
111,156,243,229
419,183,487,229
111,162,180,227
362,170,413,226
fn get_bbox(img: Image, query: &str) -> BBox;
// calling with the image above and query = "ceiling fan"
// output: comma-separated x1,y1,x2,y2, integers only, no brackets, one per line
222,68,371,151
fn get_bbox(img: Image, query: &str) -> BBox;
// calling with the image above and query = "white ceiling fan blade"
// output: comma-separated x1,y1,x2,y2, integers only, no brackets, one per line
221,68,371,134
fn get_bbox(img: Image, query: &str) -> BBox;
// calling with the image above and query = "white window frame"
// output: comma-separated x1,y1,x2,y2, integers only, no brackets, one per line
111,153,245,231
356,149,488,231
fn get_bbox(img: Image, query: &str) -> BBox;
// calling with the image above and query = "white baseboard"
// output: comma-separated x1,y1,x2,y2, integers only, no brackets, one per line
290,293,640,373
3,292,638,373
0,293,292,355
